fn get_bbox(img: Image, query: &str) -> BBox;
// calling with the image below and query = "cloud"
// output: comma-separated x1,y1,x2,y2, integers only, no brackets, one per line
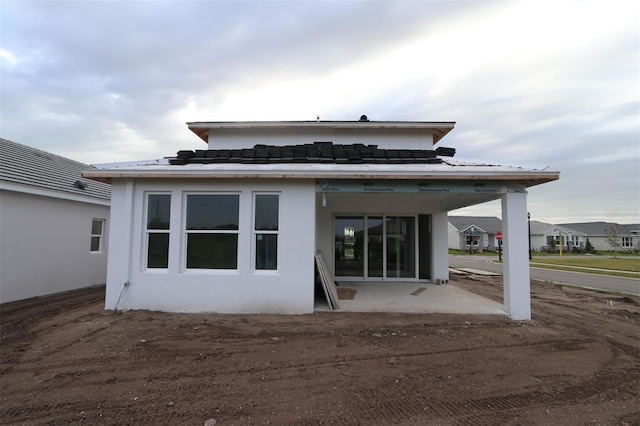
1,0,638,223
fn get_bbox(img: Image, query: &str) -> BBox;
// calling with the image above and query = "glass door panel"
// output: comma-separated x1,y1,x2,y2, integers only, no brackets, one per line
385,216,416,278
335,216,365,277
367,216,383,278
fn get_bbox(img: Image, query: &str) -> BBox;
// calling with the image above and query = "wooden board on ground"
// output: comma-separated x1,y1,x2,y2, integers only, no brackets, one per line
315,250,340,310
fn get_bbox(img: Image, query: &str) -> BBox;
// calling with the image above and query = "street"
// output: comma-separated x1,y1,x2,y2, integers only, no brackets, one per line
449,255,640,295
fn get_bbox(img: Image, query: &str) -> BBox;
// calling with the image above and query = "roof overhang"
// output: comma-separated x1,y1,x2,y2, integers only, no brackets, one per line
83,161,559,188
84,161,558,212
187,120,456,145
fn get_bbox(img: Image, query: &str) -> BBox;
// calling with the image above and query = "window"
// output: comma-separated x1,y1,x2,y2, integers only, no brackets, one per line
254,194,279,270
547,235,563,245
146,194,171,268
90,219,105,252
621,237,632,248
186,194,239,269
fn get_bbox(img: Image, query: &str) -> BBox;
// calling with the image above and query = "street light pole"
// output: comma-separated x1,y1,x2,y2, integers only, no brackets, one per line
528,212,532,260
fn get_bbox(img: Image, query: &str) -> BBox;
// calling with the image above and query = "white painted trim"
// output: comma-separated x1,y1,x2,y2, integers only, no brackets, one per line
0,181,110,206
187,120,456,130
84,164,559,183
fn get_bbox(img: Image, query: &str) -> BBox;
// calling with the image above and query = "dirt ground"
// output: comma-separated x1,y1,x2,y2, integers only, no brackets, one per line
1,276,638,425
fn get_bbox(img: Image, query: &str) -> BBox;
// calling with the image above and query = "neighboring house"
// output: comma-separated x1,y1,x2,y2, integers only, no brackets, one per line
84,118,559,320
529,221,586,252
559,222,640,252
448,216,503,252
0,138,111,304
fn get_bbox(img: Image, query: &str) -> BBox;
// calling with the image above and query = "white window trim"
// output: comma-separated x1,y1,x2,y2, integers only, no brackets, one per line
143,192,172,271
252,192,280,274
90,218,106,253
182,191,241,272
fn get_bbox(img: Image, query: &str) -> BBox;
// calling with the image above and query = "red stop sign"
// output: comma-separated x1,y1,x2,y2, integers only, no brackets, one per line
496,232,503,241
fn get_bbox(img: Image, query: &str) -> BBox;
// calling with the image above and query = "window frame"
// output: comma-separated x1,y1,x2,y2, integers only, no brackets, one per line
90,218,106,253
253,192,280,272
144,192,172,270
183,192,241,271
621,236,632,248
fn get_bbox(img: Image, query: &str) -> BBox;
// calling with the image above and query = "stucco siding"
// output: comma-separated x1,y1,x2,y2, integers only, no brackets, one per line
105,179,316,314
0,190,109,303
447,222,460,249
207,127,435,150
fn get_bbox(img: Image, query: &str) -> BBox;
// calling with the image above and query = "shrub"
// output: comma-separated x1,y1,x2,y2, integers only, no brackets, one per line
585,239,595,254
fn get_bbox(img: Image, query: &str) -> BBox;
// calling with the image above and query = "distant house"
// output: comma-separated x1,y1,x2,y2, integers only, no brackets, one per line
0,138,111,304
448,216,503,252
84,118,559,320
528,221,586,252
559,222,640,252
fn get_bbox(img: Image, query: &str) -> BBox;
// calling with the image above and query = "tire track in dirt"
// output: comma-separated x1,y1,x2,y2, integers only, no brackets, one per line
0,286,105,365
1,278,639,425
343,365,639,425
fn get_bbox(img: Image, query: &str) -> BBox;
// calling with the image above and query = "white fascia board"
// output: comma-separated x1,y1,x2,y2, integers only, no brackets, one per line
186,120,456,130
0,181,111,206
83,163,559,186
460,224,488,234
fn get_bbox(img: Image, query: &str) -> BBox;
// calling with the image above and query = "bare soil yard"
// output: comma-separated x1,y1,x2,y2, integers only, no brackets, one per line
1,276,639,425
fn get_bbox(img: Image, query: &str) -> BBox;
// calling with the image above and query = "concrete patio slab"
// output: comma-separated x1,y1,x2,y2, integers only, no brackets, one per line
318,281,506,315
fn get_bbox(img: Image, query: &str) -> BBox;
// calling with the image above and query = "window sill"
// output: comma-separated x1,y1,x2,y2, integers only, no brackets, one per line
253,270,280,276
182,269,240,276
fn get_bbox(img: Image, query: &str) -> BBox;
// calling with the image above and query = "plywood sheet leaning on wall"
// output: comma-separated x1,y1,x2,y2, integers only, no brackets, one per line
315,250,340,310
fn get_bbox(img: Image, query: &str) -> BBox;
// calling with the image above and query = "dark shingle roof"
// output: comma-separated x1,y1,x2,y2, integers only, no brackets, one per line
0,138,111,201
169,142,456,165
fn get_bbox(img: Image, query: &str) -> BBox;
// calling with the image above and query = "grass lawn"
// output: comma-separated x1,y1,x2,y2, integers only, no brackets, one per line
530,256,640,279
531,257,639,272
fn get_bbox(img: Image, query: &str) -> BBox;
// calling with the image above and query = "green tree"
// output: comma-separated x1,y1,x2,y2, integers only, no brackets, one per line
585,238,595,254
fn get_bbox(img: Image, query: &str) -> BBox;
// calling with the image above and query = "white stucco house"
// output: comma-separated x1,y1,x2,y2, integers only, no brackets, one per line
0,138,111,304
84,117,559,320
528,221,586,252
448,216,503,252
558,222,640,252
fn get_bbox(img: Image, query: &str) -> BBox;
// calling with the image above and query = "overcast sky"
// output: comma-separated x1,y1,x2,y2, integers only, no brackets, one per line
2,0,638,224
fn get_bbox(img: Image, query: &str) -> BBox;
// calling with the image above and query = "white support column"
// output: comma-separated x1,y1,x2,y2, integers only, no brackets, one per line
501,192,531,320
432,211,449,282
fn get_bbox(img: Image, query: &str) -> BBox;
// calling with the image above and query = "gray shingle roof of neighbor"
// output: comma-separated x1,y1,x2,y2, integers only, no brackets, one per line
559,222,640,236
169,142,456,165
528,221,585,236
448,216,502,234
0,138,111,201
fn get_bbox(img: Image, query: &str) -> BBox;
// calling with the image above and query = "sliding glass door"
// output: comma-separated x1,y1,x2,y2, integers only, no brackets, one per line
385,216,415,278
335,215,418,279
334,217,364,276
367,216,384,278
